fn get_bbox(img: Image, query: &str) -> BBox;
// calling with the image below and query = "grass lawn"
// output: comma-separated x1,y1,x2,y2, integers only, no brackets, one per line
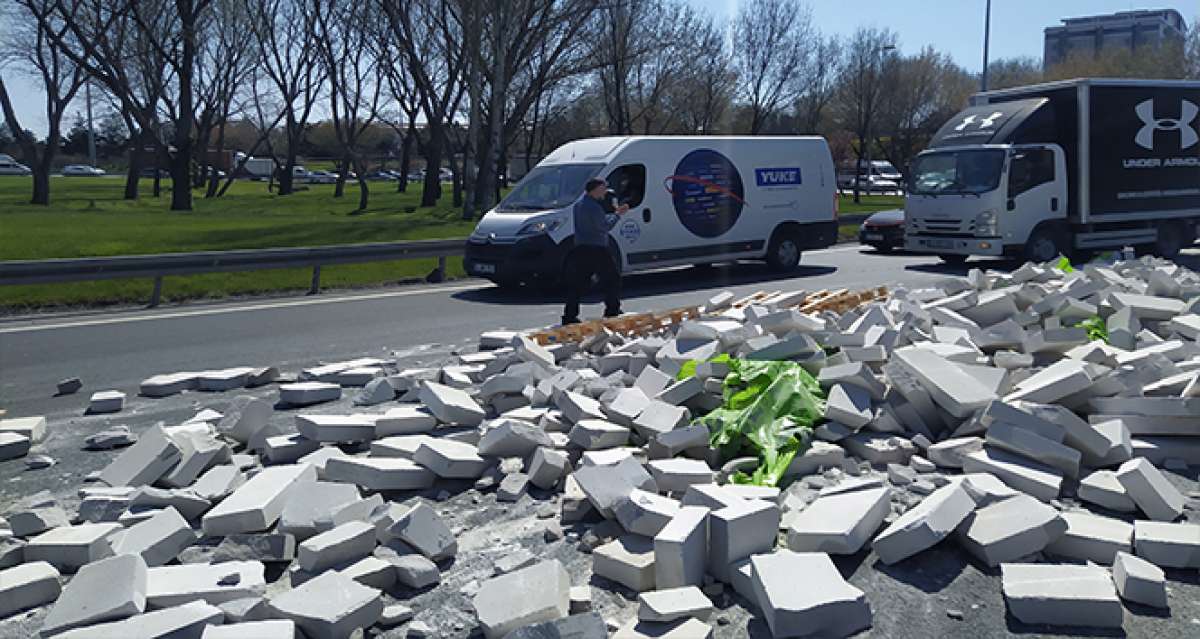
0,177,904,310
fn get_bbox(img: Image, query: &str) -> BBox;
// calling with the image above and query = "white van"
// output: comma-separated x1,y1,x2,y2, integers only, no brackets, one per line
0,154,32,176
465,136,838,288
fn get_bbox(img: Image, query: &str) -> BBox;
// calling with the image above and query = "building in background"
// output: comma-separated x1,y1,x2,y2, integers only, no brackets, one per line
1043,9,1188,69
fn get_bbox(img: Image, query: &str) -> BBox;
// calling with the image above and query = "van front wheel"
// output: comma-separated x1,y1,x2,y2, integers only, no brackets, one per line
766,232,802,272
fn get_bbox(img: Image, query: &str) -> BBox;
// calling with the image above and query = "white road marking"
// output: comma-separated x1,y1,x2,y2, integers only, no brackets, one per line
0,243,877,334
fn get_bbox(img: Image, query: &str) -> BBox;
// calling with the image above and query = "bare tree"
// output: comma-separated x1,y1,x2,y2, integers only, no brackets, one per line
0,0,85,205
592,0,659,135
833,27,898,203
245,0,324,196
984,57,1043,90
874,47,973,177
314,0,383,210
794,35,842,134
195,0,256,197
733,0,818,134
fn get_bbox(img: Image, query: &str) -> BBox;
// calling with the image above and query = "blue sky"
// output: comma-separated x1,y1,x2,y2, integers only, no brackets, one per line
2,1,1196,135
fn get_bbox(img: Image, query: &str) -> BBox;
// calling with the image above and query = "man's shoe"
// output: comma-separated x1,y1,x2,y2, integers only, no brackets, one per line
561,317,580,326
603,310,623,318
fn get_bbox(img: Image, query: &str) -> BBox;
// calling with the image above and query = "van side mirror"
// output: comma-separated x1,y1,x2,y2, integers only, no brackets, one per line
1006,199,1016,211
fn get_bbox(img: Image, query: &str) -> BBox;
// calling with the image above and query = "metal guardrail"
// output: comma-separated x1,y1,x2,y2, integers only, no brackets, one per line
0,238,467,307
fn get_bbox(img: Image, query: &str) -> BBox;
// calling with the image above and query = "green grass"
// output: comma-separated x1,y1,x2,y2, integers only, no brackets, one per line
0,178,905,310
838,194,904,216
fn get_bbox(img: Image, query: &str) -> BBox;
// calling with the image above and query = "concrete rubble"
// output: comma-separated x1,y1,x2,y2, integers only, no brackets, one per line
5,254,1200,636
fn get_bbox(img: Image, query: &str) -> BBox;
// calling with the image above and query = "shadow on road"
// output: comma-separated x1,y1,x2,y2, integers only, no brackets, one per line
451,261,839,306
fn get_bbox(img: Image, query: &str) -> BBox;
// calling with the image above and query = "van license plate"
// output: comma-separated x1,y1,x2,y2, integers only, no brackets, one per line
926,239,954,249
865,233,883,241
473,263,496,275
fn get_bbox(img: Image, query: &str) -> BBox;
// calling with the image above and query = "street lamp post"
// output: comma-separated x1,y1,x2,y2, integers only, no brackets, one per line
981,0,993,91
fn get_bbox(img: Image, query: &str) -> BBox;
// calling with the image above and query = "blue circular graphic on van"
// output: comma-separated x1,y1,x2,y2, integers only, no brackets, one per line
665,149,745,238
619,219,641,244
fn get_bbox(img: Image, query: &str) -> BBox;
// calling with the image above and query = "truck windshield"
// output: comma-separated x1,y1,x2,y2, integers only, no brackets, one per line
909,150,1005,195
496,163,604,212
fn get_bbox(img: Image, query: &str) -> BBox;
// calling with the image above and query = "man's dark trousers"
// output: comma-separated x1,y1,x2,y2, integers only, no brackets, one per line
562,245,622,324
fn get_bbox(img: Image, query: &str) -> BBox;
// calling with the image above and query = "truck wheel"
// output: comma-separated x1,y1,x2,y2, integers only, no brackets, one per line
1153,223,1184,260
766,231,802,272
937,254,967,265
1023,226,1063,263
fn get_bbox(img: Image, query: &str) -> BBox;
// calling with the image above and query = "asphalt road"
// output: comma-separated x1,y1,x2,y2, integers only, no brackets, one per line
3,244,1200,639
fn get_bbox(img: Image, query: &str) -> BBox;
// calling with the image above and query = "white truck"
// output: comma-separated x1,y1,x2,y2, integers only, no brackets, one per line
464,136,838,288
905,78,1200,263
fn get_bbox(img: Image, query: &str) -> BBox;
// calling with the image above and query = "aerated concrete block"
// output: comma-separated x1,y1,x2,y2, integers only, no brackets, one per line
572,457,657,518
568,419,631,450
709,499,779,582
1045,511,1133,564
647,458,714,493
0,415,46,443
201,620,296,639
279,382,341,406
638,586,712,622
54,600,223,638
751,551,872,638
1133,520,1200,568
654,506,708,589
298,521,376,573
325,456,435,491
1078,470,1138,512
24,522,121,572
986,421,1081,478
615,489,682,537
1115,458,1185,521
824,384,873,430
373,405,438,436
201,463,317,536
612,617,713,638
635,366,675,398
386,502,456,561
1113,551,1167,608
873,482,976,565
478,419,553,457
414,439,488,478
473,560,570,638
266,570,382,639
212,534,296,564
955,494,1065,566
842,433,917,466
892,348,995,418
296,414,376,443
98,425,181,488
962,447,1063,502
0,561,60,618
528,447,570,490
785,441,846,478
633,401,689,440
109,506,195,567
0,432,30,460
88,390,126,413
278,481,361,540
559,391,607,424
594,535,657,592
214,396,272,445
604,388,651,427
145,560,266,608
785,486,890,555
1000,563,1123,628
41,553,147,636
1004,359,1093,404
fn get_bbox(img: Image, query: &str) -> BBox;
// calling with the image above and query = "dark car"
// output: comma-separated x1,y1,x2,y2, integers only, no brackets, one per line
859,208,905,253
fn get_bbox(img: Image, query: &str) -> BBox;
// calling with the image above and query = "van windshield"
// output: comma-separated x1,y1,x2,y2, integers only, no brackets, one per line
909,150,1005,195
497,163,604,212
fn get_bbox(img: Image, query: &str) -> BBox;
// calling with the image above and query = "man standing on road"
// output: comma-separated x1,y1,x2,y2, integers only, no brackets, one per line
562,178,628,325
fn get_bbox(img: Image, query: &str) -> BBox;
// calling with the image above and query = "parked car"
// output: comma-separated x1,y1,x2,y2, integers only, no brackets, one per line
62,164,106,176
365,170,401,181
837,160,903,193
859,208,906,253
306,170,338,184
0,155,32,176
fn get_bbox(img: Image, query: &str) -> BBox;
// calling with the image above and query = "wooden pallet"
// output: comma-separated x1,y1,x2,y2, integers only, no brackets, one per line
799,286,889,314
529,304,702,345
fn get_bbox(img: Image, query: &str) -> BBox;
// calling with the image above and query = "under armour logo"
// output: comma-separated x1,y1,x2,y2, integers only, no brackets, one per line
1135,99,1198,150
955,112,1003,132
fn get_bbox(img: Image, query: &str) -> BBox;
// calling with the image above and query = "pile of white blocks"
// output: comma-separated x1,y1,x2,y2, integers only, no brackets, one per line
3,255,1200,637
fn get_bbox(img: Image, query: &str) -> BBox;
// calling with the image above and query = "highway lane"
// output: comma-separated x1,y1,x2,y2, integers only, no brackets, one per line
0,245,1023,419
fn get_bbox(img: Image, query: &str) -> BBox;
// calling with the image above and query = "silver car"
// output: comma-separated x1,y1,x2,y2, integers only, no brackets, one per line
0,156,31,176
62,164,106,176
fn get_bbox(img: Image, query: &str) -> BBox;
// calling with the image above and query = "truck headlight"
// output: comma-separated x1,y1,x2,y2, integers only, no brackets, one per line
974,210,998,237
517,217,564,236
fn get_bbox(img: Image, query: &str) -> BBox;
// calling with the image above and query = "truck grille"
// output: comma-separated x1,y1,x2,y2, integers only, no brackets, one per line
910,218,975,237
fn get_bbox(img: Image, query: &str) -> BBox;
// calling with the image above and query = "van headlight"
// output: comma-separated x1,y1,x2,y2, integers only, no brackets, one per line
974,210,998,237
517,217,564,236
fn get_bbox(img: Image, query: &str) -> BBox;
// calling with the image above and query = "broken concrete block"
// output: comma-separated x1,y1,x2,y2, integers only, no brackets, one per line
201,463,316,536
1000,563,1123,628
129,487,212,521
1045,511,1133,564
325,456,434,491
568,419,630,450
145,560,265,608
0,561,60,618
371,434,434,460
214,396,273,445
97,425,182,488
873,482,975,565
1112,551,1167,608
752,551,872,638
842,433,917,466
654,506,708,589
265,570,382,639
139,372,201,397
212,534,295,564
109,506,195,567
1133,520,1200,568
296,414,376,443
594,535,657,592
373,405,438,436
88,390,126,414
1005,359,1093,404
392,553,440,588
637,586,711,623
498,472,530,501
84,425,137,451
279,382,341,406
634,366,675,398
339,556,395,590
386,502,456,561
1115,458,1185,521
24,522,120,572
354,378,395,406
784,441,846,478
572,458,657,518
559,390,607,424
785,486,890,555
478,419,553,457
0,415,46,443
261,433,319,464
709,499,779,582
0,432,31,460
528,448,570,490
414,439,488,479
41,553,147,636
632,401,689,441
650,424,710,459
655,377,703,407
1078,470,1137,513
955,494,1065,567
892,348,995,418
57,377,83,395
986,421,1081,478
615,489,681,537
824,384,873,430
961,447,1063,502
201,620,296,639
55,600,223,638
159,430,229,488
647,458,713,494
297,520,376,573
473,560,570,638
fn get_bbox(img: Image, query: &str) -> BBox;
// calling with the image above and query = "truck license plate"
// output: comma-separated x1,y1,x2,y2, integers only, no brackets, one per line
473,263,496,275
926,239,954,249
865,233,884,241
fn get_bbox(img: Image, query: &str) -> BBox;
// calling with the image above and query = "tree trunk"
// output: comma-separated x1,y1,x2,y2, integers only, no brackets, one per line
205,121,227,198
125,139,142,200
420,127,444,207
30,168,50,206
356,175,369,211
334,156,347,198
169,0,198,212
451,150,463,208
397,122,414,193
